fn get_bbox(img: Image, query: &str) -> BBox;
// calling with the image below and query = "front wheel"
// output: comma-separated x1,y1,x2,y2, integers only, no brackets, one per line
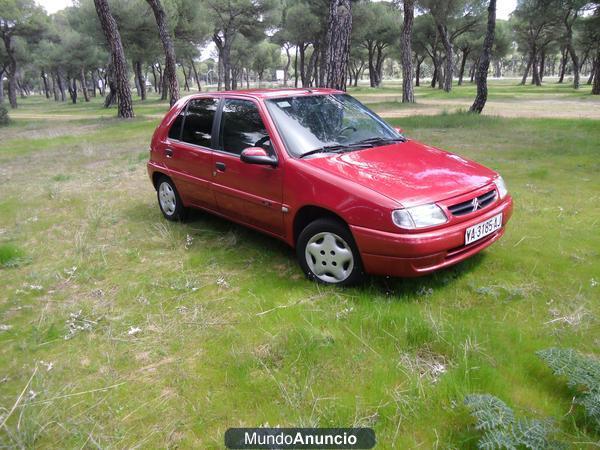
297,218,364,286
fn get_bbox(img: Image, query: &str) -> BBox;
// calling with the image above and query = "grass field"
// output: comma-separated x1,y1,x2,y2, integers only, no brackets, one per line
1,81,599,448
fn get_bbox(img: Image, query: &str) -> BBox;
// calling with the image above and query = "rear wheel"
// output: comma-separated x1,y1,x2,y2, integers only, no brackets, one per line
157,176,187,221
297,218,364,286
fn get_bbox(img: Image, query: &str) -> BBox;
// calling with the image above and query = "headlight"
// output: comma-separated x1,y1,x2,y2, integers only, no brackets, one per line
392,204,448,229
494,176,508,199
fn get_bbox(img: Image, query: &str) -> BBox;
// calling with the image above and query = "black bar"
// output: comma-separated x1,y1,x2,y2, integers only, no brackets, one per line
225,428,376,449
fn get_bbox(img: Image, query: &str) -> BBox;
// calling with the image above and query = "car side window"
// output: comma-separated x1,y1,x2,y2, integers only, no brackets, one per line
220,99,272,155
168,112,184,140
181,98,218,147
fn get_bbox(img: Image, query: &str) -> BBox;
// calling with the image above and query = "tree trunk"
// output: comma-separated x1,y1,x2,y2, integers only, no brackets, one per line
470,0,496,114
222,41,233,90
323,0,352,90
431,55,438,88
299,43,307,87
2,34,18,108
90,70,97,97
146,0,179,106
564,11,580,89
103,62,117,107
67,76,77,104
213,33,234,90
99,69,106,96
217,47,223,90
307,44,318,87
17,78,26,98
50,71,59,101
401,0,415,102
156,62,163,94
151,64,158,92
181,63,190,90
566,42,579,89
190,58,201,91
367,43,384,88
458,49,469,85
41,70,50,98
94,0,134,118
587,57,596,85
311,42,320,86
231,66,238,89
161,74,168,99
415,57,422,87
0,69,4,103
283,45,291,87
436,23,453,92
80,67,90,102
134,61,146,100
592,48,600,95
375,46,385,87
521,52,532,85
56,70,66,101
558,46,567,83
294,45,299,87
469,59,477,82
539,48,546,82
133,64,141,97
317,35,327,87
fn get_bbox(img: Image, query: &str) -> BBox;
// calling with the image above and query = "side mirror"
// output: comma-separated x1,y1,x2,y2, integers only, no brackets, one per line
240,147,278,167
394,126,404,134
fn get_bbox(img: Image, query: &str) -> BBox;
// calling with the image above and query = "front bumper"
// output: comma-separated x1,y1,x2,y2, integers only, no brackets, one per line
351,196,513,277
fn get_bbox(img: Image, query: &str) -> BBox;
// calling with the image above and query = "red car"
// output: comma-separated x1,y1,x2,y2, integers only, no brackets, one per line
147,88,512,285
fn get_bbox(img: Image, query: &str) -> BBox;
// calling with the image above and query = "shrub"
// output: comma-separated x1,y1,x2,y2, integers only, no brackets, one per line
0,243,25,268
537,348,600,429
464,394,563,449
0,104,9,126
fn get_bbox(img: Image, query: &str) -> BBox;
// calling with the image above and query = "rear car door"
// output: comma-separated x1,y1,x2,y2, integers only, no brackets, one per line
212,98,284,236
164,97,218,210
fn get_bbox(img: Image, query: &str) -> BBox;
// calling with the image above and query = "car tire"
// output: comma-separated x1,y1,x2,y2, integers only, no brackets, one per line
156,176,187,221
297,218,364,286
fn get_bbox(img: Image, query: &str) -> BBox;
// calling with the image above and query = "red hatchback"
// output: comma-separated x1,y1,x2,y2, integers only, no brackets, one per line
147,89,512,285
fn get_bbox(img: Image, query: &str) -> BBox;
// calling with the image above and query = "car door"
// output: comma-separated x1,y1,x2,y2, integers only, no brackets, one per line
164,97,219,210
212,97,284,236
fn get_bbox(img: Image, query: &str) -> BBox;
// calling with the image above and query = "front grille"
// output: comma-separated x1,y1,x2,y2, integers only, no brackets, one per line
448,189,497,216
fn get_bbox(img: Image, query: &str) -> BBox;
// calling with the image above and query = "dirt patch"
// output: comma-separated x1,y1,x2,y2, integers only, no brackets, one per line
377,97,600,120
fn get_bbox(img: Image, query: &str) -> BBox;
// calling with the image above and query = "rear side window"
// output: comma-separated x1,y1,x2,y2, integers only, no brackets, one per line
181,98,218,147
220,99,271,155
168,113,184,140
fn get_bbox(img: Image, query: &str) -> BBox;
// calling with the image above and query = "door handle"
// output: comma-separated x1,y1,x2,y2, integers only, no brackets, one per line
165,148,173,158
215,162,226,172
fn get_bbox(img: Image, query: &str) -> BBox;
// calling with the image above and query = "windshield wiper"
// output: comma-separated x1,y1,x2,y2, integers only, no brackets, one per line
299,143,370,158
354,136,406,146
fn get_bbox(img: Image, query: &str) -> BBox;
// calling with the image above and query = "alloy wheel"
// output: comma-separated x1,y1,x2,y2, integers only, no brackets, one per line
304,232,354,283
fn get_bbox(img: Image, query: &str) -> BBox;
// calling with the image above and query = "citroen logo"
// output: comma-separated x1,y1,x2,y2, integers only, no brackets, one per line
471,198,481,212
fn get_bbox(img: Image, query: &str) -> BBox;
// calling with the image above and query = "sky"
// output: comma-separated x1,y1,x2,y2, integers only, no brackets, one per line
36,0,519,20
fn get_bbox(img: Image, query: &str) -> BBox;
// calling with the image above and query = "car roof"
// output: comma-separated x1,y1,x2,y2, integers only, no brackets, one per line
185,88,343,100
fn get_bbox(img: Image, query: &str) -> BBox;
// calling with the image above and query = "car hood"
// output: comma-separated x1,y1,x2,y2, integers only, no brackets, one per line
303,140,497,207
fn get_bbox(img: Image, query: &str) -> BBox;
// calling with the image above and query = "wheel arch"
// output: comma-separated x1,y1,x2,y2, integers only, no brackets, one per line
292,205,349,246
152,171,169,190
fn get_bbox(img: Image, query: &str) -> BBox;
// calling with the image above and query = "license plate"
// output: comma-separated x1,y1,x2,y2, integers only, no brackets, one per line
465,213,503,245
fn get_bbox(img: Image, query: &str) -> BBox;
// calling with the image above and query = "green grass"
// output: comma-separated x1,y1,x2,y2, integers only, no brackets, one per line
1,83,599,448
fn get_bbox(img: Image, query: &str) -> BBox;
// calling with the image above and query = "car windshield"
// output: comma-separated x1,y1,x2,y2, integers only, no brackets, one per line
265,94,403,158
